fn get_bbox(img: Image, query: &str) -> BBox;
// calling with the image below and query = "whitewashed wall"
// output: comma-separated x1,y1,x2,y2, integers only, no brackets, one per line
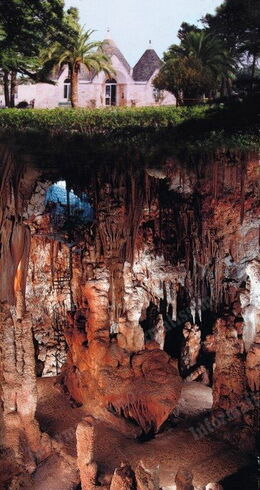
0,57,176,108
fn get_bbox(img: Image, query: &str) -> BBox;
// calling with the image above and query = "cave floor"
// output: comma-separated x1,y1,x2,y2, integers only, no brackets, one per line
34,377,251,490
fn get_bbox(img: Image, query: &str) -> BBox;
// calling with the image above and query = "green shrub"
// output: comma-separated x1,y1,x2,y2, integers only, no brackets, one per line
0,102,258,153
0,106,208,135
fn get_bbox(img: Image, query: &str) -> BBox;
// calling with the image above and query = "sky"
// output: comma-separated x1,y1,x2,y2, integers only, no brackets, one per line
64,0,222,67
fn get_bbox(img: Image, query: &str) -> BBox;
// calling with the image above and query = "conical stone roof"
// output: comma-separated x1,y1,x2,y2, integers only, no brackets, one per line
102,38,131,74
133,49,162,81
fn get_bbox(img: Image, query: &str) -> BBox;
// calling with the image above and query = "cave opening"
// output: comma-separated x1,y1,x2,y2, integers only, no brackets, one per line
45,179,94,243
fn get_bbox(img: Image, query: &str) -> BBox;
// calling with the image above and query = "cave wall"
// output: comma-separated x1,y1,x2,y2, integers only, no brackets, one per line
0,146,52,475
25,184,70,376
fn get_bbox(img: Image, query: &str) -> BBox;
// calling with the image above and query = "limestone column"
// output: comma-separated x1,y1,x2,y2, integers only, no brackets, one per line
76,418,98,490
242,260,260,351
0,307,50,471
246,331,260,392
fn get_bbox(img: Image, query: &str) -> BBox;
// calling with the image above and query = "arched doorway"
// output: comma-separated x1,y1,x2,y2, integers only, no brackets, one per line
105,78,117,106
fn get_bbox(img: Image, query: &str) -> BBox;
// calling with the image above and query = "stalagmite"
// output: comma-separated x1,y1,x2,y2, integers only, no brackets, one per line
212,317,246,411
110,463,136,490
175,467,194,490
246,331,260,392
153,313,165,350
135,461,160,490
179,322,202,378
0,307,51,472
76,418,98,490
242,259,260,351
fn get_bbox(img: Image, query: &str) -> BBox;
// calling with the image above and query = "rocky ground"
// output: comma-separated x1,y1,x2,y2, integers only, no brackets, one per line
32,377,252,490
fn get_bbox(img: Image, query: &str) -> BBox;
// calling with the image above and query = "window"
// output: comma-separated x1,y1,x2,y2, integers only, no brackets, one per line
153,88,164,103
64,79,71,100
105,79,117,106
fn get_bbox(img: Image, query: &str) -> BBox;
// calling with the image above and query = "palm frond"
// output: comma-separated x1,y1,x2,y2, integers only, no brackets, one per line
40,24,114,79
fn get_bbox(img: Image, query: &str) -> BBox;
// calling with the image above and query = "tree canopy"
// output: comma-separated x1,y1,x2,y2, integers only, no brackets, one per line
0,0,72,106
203,0,260,92
154,0,260,105
154,31,235,105
203,0,260,55
0,0,66,58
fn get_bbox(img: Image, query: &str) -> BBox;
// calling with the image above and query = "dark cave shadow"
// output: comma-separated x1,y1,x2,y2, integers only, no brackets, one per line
220,462,258,490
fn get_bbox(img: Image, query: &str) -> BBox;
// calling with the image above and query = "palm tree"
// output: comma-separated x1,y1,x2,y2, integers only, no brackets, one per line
178,31,236,97
42,27,114,108
159,31,236,103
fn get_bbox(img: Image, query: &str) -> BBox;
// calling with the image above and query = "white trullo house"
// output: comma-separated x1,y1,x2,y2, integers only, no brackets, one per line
5,38,176,108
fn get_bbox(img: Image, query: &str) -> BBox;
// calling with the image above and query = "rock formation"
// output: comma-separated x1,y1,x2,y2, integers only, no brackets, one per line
175,467,194,490
76,418,98,490
110,463,137,490
179,322,209,383
135,461,160,490
246,331,260,392
0,140,259,486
